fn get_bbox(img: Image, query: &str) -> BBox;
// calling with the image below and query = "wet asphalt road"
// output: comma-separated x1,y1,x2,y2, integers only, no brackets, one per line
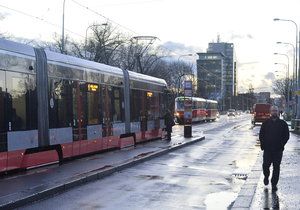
22,114,261,210
250,131,300,210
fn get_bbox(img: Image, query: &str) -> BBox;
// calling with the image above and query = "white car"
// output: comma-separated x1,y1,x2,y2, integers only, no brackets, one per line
227,109,236,117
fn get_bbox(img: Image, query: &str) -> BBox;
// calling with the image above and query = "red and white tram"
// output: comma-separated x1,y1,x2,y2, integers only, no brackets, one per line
174,97,218,124
0,38,167,173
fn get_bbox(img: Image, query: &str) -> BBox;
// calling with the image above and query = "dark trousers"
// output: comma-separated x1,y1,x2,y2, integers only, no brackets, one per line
165,127,172,140
166,132,171,140
262,150,283,186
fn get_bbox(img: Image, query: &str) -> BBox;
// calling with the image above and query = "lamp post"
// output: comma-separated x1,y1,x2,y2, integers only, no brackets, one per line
275,62,290,113
273,18,300,119
274,53,290,77
85,23,108,57
276,42,296,90
61,0,66,53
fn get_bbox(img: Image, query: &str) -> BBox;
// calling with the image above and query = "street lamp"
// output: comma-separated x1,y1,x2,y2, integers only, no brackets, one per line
85,23,108,57
274,53,290,77
273,18,300,119
178,54,194,62
274,62,288,77
276,42,296,90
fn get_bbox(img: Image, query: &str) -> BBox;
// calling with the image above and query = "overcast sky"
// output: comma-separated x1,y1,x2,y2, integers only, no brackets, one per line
1,0,300,93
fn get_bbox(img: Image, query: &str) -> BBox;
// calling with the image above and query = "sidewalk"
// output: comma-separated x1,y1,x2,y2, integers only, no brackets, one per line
232,132,300,209
0,133,204,210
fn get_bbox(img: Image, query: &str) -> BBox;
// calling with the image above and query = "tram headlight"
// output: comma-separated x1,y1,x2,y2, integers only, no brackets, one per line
175,112,180,117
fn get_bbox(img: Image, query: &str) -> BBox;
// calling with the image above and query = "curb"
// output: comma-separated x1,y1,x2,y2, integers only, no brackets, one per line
231,152,263,209
0,136,205,210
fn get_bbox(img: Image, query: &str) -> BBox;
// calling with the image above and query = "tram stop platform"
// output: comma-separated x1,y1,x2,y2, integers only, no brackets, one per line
0,133,204,209
232,132,300,209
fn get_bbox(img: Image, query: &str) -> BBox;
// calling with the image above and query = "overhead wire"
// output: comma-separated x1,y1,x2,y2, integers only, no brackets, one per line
0,4,85,38
71,0,184,57
1,1,193,59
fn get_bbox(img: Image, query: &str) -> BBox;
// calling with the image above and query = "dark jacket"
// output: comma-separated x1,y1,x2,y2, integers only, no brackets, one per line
164,112,175,132
259,116,289,152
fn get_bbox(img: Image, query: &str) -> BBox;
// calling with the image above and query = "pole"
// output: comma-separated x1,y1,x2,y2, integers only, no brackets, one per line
61,0,66,53
297,30,300,118
273,18,299,118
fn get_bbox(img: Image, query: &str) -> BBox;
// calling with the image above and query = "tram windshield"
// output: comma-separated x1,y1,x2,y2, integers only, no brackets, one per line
176,100,185,110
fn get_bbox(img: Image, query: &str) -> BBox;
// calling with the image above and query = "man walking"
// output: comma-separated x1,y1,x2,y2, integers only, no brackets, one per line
259,106,289,191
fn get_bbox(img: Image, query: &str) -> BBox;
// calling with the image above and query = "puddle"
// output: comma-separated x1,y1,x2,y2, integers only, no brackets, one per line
205,191,237,209
134,151,154,159
136,175,164,180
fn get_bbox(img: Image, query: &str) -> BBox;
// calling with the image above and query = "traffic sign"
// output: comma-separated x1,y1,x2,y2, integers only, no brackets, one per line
184,89,192,97
184,81,192,89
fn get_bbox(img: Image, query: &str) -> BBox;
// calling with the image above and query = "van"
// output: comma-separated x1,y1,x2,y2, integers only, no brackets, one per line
251,103,271,125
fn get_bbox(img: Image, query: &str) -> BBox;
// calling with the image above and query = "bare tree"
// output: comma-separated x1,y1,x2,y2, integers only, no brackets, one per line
80,23,126,65
273,78,293,102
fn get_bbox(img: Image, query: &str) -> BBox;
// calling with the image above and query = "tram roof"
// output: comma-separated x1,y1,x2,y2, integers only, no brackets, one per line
45,50,124,77
46,50,166,87
127,70,167,87
0,38,167,87
206,99,218,103
0,38,35,57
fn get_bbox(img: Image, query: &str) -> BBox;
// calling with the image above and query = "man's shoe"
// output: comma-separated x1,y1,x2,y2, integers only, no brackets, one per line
272,185,278,192
264,177,269,186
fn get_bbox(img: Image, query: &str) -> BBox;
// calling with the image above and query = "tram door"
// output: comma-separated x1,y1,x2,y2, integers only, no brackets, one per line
102,86,112,146
72,81,87,155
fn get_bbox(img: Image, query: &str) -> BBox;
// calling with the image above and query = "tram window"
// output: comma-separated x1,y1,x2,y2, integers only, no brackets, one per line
146,91,159,120
0,72,5,133
192,101,196,109
130,89,141,122
49,79,72,128
6,72,37,131
27,75,38,130
111,87,124,122
0,71,7,152
159,93,165,118
87,83,101,125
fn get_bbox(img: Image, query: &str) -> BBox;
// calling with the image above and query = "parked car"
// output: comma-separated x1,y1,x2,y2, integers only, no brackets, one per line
227,109,236,117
